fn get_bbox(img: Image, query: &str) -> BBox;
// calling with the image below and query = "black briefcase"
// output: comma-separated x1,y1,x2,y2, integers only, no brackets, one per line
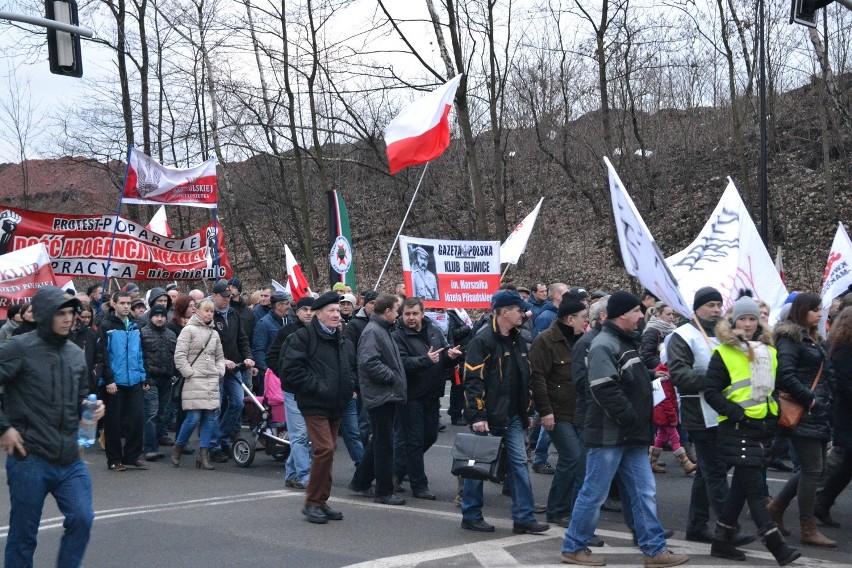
450,432,506,483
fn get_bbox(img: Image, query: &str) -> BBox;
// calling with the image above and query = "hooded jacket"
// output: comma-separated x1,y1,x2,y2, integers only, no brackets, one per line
582,321,653,448
95,312,146,387
252,309,289,376
358,314,406,410
773,319,832,441
343,307,370,349
0,287,89,465
174,314,225,410
704,318,780,467
532,301,557,339
143,287,172,325
140,319,178,378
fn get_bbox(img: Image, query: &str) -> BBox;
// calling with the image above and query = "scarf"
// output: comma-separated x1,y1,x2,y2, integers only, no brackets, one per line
644,316,676,338
735,340,774,402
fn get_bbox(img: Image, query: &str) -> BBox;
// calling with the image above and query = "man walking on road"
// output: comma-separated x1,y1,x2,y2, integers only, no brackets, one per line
0,287,105,568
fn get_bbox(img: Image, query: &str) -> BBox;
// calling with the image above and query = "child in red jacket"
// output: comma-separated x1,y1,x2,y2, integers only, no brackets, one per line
651,364,696,474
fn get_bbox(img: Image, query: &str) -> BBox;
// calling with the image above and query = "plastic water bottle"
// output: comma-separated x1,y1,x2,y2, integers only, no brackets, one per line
78,394,98,448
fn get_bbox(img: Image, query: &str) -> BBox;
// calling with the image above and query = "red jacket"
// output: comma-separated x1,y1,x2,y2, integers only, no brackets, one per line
653,365,679,427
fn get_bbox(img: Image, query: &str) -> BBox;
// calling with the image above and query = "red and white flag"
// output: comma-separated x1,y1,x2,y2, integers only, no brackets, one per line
0,243,57,319
384,75,462,174
775,246,785,284
123,148,218,208
145,205,173,237
284,244,312,301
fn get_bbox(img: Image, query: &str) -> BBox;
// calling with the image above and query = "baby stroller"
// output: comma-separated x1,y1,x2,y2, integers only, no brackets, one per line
231,369,291,467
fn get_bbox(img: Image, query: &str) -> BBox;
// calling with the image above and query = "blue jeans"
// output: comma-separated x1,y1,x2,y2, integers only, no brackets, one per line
216,372,244,449
564,446,666,556
533,427,552,465
547,422,581,519
143,377,173,453
339,397,365,466
5,455,94,568
176,409,217,447
284,392,311,484
462,416,535,524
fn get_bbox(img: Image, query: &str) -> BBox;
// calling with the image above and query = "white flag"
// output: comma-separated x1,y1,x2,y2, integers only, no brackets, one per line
605,157,692,317
820,222,852,330
666,181,788,323
500,197,544,265
145,205,173,237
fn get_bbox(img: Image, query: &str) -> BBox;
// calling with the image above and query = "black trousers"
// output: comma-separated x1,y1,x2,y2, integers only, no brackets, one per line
102,383,144,465
350,403,397,497
721,465,771,528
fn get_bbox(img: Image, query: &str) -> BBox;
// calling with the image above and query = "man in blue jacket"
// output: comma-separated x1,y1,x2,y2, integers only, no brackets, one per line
96,290,148,471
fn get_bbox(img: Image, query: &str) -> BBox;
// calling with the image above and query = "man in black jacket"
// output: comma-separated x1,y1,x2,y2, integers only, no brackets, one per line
210,279,255,461
393,297,461,500
461,290,549,535
281,292,355,524
562,291,687,567
0,287,105,568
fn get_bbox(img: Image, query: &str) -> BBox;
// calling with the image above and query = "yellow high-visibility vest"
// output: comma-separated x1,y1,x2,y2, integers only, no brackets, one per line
714,343,778,422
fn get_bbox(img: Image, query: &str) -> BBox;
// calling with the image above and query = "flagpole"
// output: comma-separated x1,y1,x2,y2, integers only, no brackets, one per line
99,144,133,313
212,206,220,279
501,263,511,281
373,163,430,291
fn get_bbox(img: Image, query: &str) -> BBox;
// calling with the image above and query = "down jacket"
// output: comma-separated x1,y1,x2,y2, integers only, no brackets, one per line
704,318,780,468
773,320,832,441
0,287,89,465
393,317,452,401
140,322,177,378
174,314,225,410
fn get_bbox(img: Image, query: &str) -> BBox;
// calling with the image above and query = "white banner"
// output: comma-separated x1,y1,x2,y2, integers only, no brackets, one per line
0,243,57,318
820,222,852,330
605,157,692,317
399,235,500,309
666,181,788,322
500,197,544,265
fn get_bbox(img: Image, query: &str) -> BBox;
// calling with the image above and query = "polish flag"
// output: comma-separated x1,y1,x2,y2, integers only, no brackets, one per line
284,244,313,301
146,205,173,237
775,246,785,284
0,244,57,319
384,75,463,174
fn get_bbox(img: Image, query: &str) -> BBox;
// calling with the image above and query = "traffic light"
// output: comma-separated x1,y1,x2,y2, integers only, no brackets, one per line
791,0,834,27
45,0,83,77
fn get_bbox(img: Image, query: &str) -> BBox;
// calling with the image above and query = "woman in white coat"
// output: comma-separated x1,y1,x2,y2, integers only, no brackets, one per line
171,300,225,469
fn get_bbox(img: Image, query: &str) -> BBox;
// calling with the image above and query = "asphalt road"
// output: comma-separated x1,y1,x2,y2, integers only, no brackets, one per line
1,407,850,567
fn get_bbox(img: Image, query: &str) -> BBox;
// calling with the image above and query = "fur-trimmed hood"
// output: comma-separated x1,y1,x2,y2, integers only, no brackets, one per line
715,316,773,347
773,319,810,344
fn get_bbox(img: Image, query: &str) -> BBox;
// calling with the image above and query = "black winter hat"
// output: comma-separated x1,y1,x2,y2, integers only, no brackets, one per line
227,276,243,292
295,297,314,311
360,290,378,303
150,305,168,318
693,286,723,311
557,292,586,318
606,290,641,319
312,291,340,312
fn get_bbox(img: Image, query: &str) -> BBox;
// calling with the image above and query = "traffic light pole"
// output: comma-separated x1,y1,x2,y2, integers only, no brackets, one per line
0,10,93,37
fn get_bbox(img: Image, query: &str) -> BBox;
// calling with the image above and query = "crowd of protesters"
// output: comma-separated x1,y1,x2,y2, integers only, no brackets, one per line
2,274,852,568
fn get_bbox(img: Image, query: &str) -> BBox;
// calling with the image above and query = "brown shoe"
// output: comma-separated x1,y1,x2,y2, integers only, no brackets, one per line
767,498,791,536
800,517,836,548
674,447,696,475
561,549,606,566
643,550,689,567
649,446,667,474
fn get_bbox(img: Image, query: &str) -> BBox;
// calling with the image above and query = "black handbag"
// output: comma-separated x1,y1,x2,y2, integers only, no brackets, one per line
450,432,507,483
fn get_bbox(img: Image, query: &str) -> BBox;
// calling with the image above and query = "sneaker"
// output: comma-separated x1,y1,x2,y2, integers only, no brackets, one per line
461,519,495,532
562,549,606,566
108,462,126,472
374,494,406,506
125,459,149,470
144,452,164,462
643,551,689,567
532,462,556,474
413,489,437,500
285,478,306,489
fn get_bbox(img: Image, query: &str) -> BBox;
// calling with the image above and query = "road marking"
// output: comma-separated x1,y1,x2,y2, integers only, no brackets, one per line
472,547,520,566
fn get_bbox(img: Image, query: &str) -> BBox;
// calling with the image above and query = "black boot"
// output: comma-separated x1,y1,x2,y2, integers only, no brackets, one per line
760,523,801,567
711,521,746,561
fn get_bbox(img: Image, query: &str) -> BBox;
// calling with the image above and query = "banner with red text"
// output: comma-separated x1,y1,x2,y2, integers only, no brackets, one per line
0,207,231,281
123,148,218,208
399,235,500,309
0,243,57,318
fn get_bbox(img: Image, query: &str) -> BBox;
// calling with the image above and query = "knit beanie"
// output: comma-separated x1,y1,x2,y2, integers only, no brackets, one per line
693,286,723,311
557,292,587,318
731,296,760,322
607,290,641,319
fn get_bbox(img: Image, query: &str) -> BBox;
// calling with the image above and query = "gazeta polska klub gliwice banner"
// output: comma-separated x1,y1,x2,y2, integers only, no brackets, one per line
399,235,500,309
